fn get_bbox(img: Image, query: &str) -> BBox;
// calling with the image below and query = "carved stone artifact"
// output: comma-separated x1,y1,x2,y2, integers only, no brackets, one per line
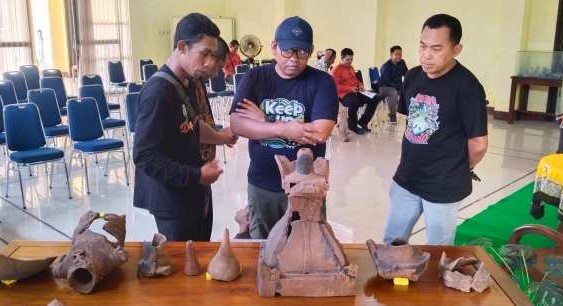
438,252,491,293
207,228,242,281
257,148,358,297
366,238,430,282
0,255,56,281
50,211,128,294
184,240,201,276
138,233,172,278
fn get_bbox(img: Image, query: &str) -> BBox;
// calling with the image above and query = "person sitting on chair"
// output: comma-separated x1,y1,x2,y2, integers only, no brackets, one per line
223,39,241,83
379,45,408,124
332,48,380,134
315,48,336,72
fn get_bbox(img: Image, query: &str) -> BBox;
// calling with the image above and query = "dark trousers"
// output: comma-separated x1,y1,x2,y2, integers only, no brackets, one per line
342,92,378,130
154,187,213,241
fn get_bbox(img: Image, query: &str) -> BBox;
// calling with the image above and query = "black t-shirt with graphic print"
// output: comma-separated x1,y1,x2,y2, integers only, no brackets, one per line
394,62,487,203
231,64,338,192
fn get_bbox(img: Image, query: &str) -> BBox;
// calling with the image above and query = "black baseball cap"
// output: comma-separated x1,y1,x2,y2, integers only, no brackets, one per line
274,16,313,53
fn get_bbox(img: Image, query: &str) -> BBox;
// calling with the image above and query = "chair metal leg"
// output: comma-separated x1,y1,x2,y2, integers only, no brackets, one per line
122,127,130,160
222,145,227,164
49,162,54,189
104,152,111,177
95,154,99,164
28,165,32,176
63,160,72,199
5,160,10,198
122,150,129,186
17,164,26,209
83,154,90,194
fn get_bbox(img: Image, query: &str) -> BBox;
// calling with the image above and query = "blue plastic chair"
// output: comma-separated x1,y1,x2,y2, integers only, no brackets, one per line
81,74,121,115
3,71,28,102
20,65,40,91
42,68,62,78
0,80,19,106
40,77,76,116
67,98,129,194
233,73,245,94
142,64,158,81
27,89,69,143
0,97,6,147
139,59,153,81
127,82,142,94
108,60,128,91
3,103,71,207
125,93,139,134
369,67,380,92
235,64,249,74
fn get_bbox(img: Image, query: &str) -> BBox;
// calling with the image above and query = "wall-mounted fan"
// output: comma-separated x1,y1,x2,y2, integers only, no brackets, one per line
240,34,262,66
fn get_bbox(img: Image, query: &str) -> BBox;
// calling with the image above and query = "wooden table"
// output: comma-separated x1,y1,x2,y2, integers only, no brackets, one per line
0,241,531,305
508,76,562,124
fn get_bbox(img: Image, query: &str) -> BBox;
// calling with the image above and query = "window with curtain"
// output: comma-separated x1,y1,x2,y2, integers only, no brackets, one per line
0,0,33,73
74,0,131,83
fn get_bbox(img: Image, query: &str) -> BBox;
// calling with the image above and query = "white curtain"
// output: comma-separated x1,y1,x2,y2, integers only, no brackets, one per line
75,0,131,84
0,0,32,73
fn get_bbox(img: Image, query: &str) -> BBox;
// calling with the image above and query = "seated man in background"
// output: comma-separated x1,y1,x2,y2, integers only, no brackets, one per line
223,39,241,83
379,45,408,124
315,48,336,72
332,48,380,135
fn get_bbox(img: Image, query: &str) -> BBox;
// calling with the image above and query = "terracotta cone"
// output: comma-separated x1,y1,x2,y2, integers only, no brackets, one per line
184,240,201,276
207,229,242,281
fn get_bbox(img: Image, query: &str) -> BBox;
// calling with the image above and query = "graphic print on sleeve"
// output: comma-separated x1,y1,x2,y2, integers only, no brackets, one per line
404,94,440,144
260,98,305,149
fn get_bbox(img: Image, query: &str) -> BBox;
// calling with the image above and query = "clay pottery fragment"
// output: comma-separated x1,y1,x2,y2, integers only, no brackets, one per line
0,255,56,281
184,240,201,276
439,252,491,293
366,238,430,281
207,229,242,281
138,233,172,278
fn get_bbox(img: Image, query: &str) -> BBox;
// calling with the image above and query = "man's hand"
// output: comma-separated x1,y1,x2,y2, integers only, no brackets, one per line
235,98,265,121
199,160,223,185
219,127,238,147
281,121,320,145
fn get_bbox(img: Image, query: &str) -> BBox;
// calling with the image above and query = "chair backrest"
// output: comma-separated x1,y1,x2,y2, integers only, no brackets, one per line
20,65,40,91
142,64,158,81
0,80,19,106
108,60,125,84
127,82,142,93
42,68,62,78
139,59,153,81
234,73,245,93
210,69,227,92
40,77,68,110
125,93,139,133
4,103,46,152
67,98,104,142
356,70,363,84
27,88,62,127
81,74,104,88
368,67,380,92
3,71,28,102
0,96,4,133
235,64,249,74
79,84,110,120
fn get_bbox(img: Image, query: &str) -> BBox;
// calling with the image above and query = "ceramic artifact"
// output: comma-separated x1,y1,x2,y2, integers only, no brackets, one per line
51,211,128,294
0,255,56,281
366,238,430,282
438,252,491,293
184,240,201,276
257,148,358,297
207,229,242,281
138,233,172,278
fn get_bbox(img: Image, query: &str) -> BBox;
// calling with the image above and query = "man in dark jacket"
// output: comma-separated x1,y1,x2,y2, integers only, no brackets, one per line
133,13,235,241
379,45,408,124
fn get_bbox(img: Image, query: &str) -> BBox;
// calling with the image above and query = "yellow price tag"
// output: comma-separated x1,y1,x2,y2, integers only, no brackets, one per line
205,272,212,281
393,277,409,286
1,280,17,286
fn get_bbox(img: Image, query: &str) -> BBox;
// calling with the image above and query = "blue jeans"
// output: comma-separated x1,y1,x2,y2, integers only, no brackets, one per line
383,181,461,245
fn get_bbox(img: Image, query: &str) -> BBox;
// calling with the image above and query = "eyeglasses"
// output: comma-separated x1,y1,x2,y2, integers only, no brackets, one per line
280,48,310,60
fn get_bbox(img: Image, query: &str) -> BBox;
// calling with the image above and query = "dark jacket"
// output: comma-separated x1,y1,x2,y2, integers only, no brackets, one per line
133,65,205,221
379,59,408,90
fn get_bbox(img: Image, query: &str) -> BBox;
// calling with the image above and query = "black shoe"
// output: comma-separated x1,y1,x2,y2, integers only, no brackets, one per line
359,123,372,132
388,113,397,124
350,127,366,135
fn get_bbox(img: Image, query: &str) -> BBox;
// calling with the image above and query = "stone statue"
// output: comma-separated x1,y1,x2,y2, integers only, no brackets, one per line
257,148,358,297
438,252,490,293
366,238,430,282
51,211,128,294
137,233,172,278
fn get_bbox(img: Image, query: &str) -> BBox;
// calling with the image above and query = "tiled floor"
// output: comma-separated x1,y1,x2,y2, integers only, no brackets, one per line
0,114,557,251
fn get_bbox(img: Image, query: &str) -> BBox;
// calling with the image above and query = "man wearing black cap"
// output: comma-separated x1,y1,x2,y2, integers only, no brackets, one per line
133,13,235,241
230,16,338,239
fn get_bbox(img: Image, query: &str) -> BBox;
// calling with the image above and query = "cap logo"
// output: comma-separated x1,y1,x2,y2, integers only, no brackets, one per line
291,26,303,37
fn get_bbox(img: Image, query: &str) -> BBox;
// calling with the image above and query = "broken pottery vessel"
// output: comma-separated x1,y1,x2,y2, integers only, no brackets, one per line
51,211,128,294
366,238,430,282
184,240,201,276
0,255,56,281
138,233,172,278
439,252,491,293
207,229,242,281
257,148,358,297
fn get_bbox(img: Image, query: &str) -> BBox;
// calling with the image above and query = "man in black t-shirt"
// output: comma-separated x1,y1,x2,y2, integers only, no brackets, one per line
230,16,338,239
383,14,488,245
